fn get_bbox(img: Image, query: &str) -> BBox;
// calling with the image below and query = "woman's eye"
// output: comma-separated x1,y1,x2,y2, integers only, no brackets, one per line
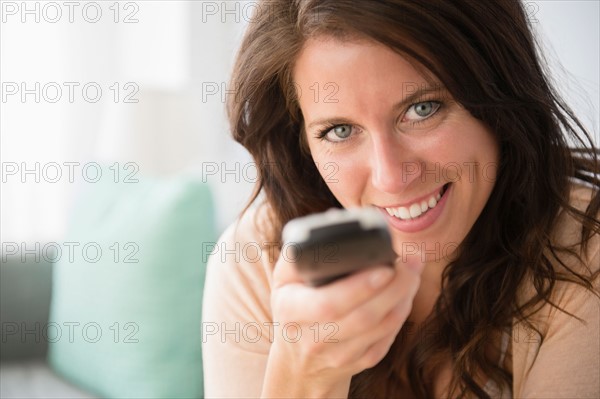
404,101,441,122
322,124,353,142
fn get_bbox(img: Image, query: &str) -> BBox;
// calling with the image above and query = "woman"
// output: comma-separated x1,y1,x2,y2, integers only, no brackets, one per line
202,1,600,397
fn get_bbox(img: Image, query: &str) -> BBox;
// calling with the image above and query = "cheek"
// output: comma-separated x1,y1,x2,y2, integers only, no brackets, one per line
311,149,368,208
433,120,499,177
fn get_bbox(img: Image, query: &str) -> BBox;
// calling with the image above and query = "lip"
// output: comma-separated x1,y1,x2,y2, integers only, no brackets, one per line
377,183,452,233
379,184,446,209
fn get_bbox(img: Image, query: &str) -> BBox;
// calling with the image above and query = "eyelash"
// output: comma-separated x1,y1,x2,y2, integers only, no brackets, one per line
315,100,444,143
316,123,348,140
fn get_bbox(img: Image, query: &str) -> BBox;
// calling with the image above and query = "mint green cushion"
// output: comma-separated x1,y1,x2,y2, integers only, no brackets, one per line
48,171,215,398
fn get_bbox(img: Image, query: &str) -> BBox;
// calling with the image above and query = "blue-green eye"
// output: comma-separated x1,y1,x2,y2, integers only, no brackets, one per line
317,124,354,142
331,125,352,139
404,101,441,123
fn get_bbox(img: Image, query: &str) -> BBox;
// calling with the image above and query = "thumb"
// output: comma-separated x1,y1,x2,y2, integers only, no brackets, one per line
395,252,425,275
272,251,305,288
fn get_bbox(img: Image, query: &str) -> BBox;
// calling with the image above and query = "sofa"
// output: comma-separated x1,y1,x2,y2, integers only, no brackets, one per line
1,169,216,398
1,256,96,398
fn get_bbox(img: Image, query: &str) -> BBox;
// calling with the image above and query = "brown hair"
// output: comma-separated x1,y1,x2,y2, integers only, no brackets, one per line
227,0,600,397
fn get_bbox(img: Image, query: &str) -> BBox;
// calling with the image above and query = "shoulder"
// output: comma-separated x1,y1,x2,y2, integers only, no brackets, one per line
223,202,280,275
203,203,278,318
518,182,600,320
512,182,600,397
546,182,600,288
551,182,600,259
516,182,599,304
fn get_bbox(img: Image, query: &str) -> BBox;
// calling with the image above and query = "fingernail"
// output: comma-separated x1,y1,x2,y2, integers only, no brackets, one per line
369,268,395,288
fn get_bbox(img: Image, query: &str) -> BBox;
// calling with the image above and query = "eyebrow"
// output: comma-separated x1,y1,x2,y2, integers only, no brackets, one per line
306,85,448,131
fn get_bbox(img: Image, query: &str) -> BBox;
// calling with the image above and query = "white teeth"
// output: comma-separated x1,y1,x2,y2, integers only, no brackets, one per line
397,207,410,219
409,203,422,218
428,196,437,208
384,185,447,221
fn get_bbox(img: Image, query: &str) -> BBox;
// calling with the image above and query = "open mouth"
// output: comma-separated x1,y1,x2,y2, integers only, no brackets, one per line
384,183,451,221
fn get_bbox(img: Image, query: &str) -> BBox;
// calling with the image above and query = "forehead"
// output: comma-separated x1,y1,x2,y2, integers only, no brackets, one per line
292,36,440,120
295,36,420,71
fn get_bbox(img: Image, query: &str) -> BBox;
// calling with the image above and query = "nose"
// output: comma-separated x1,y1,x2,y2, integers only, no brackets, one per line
370,134,420,193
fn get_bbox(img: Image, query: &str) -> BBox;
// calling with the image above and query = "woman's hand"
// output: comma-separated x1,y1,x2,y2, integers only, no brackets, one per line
260,255,424,398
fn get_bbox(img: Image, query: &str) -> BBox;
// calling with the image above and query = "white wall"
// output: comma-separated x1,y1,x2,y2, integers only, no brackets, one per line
1,0,598,244
0,1,254,243
533,0,599,144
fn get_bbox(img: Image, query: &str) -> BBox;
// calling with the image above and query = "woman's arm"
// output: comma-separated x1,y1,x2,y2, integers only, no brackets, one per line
201,218,274,398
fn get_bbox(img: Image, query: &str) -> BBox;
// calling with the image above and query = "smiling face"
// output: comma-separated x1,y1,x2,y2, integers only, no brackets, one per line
293,37,500,263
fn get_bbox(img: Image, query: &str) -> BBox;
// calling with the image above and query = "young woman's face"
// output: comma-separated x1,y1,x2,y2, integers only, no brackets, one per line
294,37,500,262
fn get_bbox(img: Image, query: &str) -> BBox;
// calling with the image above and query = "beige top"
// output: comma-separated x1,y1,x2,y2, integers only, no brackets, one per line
202,184,600,398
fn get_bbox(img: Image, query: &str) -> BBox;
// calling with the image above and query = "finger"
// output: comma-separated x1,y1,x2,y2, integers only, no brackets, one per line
273,265,396,323
318,301,407,373
329,259,420,340
272,253,306,287
398,253,425,275
356,328,400,371
340,300,409,369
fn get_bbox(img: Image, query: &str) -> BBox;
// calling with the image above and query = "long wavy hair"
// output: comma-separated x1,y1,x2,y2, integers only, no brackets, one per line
226,0,600,397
